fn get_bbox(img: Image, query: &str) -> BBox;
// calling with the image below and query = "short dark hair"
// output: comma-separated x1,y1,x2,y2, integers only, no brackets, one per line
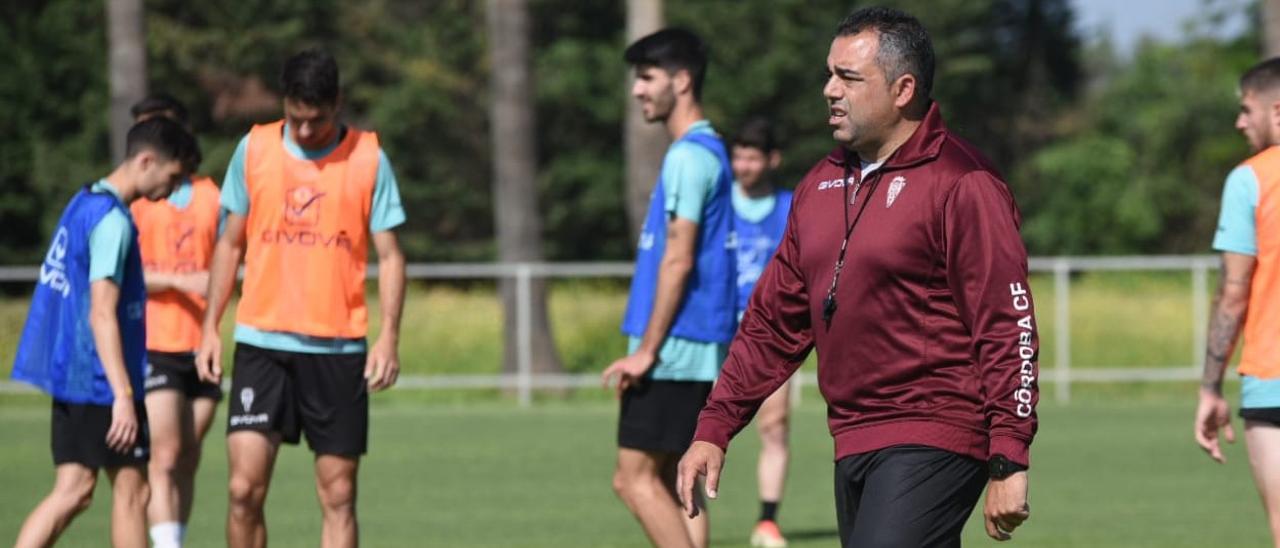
732,117,778,153
281,47,340,106
125,116,201,172
624,28,709,100
835,7,935,107
1241,57,1280,96
130,92,189,125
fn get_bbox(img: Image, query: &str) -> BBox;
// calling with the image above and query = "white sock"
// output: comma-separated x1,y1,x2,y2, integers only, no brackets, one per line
178,523,187,542
149,522,182,548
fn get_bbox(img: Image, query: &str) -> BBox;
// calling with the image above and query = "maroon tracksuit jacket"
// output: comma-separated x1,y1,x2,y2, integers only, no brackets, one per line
693,103,1039,466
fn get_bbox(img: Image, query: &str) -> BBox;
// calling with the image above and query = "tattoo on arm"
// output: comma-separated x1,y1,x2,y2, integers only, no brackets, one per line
1202,308,1241,392
1201,273,1251,392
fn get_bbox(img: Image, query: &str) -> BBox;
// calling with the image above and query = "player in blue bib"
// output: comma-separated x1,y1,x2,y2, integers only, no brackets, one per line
603,29,737,547
730,118,795,548
12,117,198,548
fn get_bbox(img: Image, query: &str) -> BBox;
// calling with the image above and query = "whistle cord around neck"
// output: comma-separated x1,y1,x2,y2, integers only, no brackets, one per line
823,162,881,324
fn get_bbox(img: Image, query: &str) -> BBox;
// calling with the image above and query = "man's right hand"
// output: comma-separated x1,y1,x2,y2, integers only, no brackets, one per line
1195,387,1235,463
106,397,138,453
195,330,223,385
601,351,656,397
676,440,724,518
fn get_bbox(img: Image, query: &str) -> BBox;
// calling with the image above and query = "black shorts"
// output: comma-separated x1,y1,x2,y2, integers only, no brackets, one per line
227,343,369,456
1241,407,1280,424
617,379,714,454
834,445,987,548
145,351,223,400
51,399,150,469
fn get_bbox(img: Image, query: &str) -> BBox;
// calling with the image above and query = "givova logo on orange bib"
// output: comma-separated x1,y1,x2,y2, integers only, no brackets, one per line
259,185,354,250
284,186,325,226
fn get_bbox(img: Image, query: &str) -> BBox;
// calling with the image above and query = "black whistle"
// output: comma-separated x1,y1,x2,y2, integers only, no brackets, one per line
822,294,837,322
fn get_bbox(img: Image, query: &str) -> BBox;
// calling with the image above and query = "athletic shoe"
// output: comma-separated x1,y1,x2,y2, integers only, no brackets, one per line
750,519,788,547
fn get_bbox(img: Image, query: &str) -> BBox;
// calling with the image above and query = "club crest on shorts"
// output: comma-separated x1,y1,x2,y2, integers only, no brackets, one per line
240,387,255,412
886,176,907,208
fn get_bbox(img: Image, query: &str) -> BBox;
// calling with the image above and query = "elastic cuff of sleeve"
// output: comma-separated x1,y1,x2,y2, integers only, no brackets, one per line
691,420,733,453
988,435,1031,468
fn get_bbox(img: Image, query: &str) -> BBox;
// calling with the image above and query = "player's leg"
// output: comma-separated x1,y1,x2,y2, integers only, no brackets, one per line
106,464,150,548
14,463,98,548
753,379,792,547
613,448,696,548
225,344,293,548
145,386,190,547
662,455,708,548
294,351,368,548
180,394,219,525
843,446,986,547
313,455,360,548
174,369,223,534
226,431,281,548
1244,419,1280,548
614,379,711,547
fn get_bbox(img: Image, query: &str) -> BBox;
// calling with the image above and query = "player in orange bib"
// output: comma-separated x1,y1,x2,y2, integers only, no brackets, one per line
195,48,406,548
1197,57,1280,548
129,94,223,548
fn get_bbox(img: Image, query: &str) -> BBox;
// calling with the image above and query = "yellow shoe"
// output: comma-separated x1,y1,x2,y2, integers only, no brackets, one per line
750,520,788,548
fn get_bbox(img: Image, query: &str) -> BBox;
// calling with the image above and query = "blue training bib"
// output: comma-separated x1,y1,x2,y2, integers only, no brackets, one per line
621,132,738,344
12,187,147,405
735,189,792,313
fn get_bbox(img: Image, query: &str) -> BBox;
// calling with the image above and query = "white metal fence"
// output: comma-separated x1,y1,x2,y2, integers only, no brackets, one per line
0,255,1221,405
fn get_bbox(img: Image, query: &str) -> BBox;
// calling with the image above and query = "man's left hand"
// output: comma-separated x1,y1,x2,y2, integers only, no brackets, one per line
365,335,400,391
984,471,1030,541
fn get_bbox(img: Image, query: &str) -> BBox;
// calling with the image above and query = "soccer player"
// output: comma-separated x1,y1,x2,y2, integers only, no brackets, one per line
1196,57,1280,548
129,93,223,548
195,48,406,548
602,28,737,548
678,8,1038,546
12,117,198,548
729,118,794,548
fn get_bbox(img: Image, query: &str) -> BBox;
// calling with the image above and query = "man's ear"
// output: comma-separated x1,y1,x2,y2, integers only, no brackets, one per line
132,149,154,172
892,73,918,110
1270,96,1280,129
768,150,782,170
672,69,693,97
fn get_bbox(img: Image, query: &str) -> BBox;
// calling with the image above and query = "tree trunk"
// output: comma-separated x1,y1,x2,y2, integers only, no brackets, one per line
624,0,669,242
106,0,148,163
1265,0,1280,57
486,0,564,380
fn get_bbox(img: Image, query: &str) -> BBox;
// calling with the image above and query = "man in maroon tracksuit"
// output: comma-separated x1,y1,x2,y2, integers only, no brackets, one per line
677,7,1038,546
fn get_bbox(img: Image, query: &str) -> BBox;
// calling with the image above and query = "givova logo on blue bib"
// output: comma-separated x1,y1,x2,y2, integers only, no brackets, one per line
39,227,71,298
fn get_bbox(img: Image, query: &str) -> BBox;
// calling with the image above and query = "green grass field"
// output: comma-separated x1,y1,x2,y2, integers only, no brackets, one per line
0,384,1267,547
0,270,1255,545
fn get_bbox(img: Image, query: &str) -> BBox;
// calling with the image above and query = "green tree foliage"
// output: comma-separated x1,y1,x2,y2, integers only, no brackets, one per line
1019,12,1258,254
0,1,111,263
14,0,1264,263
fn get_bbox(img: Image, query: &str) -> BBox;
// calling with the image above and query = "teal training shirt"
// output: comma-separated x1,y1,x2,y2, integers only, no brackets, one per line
1212,165,1259,256
87,180,133,286
732,183,778,223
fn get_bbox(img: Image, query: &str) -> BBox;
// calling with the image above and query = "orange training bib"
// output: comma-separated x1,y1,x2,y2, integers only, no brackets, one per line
236,120,379,339
131,176,220,352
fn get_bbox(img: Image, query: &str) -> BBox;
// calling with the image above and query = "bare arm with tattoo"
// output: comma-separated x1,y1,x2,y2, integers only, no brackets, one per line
1195,252,1256,463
